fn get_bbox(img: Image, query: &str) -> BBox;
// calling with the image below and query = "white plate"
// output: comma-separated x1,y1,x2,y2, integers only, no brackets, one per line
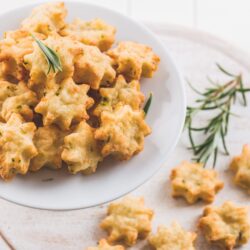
0,1,186,210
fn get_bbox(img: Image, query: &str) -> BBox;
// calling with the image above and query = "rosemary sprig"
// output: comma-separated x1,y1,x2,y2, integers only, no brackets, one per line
31,34,62,74
185,64,250,167
144,92,153,116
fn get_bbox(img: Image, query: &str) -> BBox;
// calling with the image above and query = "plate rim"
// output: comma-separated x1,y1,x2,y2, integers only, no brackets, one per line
0,0,186,210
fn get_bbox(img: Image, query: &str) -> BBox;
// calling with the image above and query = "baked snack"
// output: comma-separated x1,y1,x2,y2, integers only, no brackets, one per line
35,78,93,130
0,113,37,180
30,125,66,171
199,201,250,249
170,161,224,204
95,105,151,160
107,41,160,80
94,75,144,117
25,34,115,92
21,2,67,36
230,144,250,193
60,18,116,51
100,196,154,246
0,80,38,122
0,81,38,122
86,239,124,250
24,35,83,92
0,2,160,180
62,121,103,174
0,30,45,81
73,44,116,89
148,222,196,250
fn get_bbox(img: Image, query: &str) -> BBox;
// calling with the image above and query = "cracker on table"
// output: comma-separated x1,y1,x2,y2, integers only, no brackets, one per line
100,196,154,246
230,144,250,193
148,222,196,250
170,161,224,204
199,201,250,250
86,239,124,250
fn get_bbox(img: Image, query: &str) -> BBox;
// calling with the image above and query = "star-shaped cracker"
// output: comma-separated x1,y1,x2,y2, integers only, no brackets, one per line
95,105,151,160
0,80,38,122
73,44,116,89
30,125,67,171
148,222,196,250
0,29,45,81
24,35,83,92
60,18,116,51
21,2,67,36
94,75,144,117
100,196,154,246
62,121,103,174
230,144,250,193
0,113,37,180
170,161,224,204
35,78,94,130
86,239,124,250
107,41,160,81
199,201,250,249
24,36,115,93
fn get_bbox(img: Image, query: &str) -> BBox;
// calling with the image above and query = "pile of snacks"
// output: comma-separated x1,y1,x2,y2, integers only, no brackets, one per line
0,2,160,180
87,195,250,250
87,146,250,249
2,2,249,250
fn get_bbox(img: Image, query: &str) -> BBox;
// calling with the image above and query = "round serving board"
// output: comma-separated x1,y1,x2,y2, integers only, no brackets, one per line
0,24,250,250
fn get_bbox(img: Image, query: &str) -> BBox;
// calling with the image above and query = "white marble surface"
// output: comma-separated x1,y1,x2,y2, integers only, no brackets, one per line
0,24,249,250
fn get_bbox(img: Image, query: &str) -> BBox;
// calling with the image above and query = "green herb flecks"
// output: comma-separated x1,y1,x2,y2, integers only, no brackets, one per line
31,34,62,74
185,64,250,167
143,92,153,116
100,97,109,106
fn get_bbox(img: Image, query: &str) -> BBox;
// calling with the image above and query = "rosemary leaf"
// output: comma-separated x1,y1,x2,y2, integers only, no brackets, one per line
31,34,62,74
188,123,196,151
186,79,203,95
216,63,236,77
189,127,207,131
212,148,218,168
220,127,229,155
238,76,247,106
143,92,153,116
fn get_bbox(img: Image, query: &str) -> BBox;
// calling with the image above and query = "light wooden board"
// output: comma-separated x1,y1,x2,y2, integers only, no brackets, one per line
1,24,250,250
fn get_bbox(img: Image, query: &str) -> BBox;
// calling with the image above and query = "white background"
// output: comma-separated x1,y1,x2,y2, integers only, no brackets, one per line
1,0,250,54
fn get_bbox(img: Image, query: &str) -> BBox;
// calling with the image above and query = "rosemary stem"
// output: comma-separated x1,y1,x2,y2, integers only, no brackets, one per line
185,64,249,167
